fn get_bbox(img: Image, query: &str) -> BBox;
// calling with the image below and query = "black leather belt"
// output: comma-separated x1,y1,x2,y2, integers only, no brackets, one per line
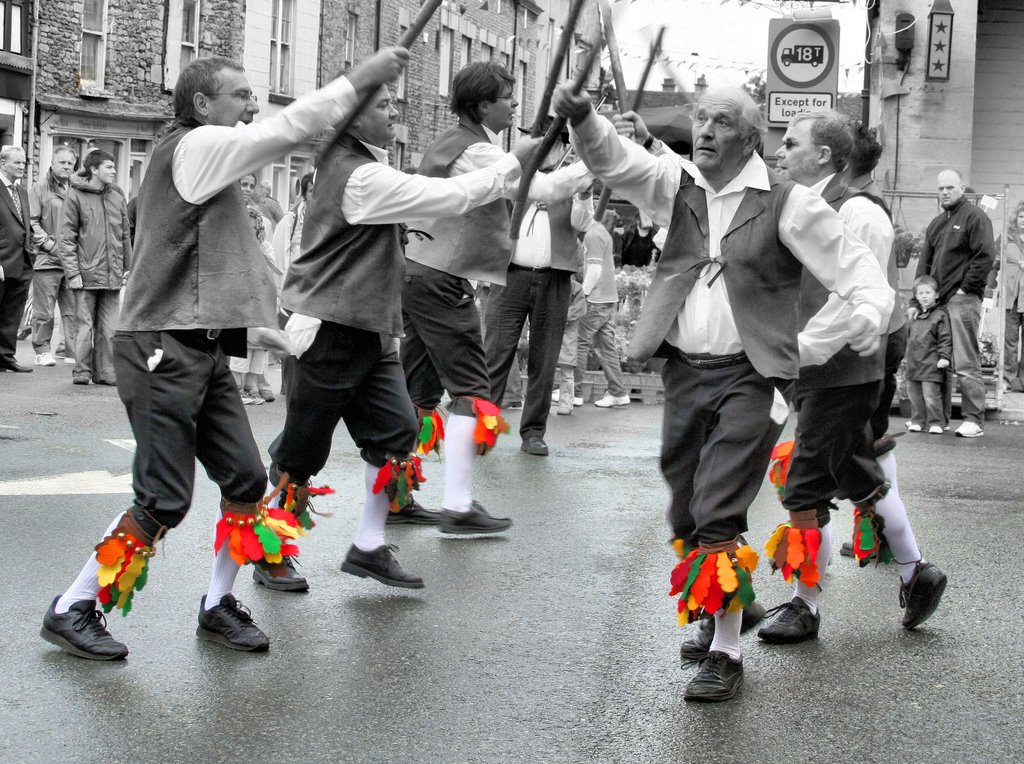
509,263,552,273
672,349,748,370
166,328,221,350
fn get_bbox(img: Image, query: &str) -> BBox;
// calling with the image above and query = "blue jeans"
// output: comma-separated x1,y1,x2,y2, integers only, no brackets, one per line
908,379,945,429
945,293,986,424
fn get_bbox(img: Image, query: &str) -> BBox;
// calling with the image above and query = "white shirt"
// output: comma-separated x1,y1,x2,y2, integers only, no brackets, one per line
513,193,591,269
799,176,897,365
173,76,360,205
568,111,892,355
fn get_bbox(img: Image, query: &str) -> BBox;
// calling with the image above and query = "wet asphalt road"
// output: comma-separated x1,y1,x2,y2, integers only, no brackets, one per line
1,358,1022,764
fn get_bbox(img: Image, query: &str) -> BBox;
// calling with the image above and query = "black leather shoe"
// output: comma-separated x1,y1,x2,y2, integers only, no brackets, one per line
40,596,128,660
197,594,269,652
684,651,744,702
900,562,947,630
520,437,549,456
252,557,309,592
756,597,820,644
341,544,424,589
439,501,512,534
386,496,441,525
679,601,767,662
0,360,32,373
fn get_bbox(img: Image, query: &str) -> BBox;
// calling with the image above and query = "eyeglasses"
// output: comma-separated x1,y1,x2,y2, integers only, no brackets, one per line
206,91,259,103
495,92,515,101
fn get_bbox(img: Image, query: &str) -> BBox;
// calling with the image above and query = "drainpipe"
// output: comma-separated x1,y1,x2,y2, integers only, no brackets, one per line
508,0,519,151
26,0,42,185
374,0,383,50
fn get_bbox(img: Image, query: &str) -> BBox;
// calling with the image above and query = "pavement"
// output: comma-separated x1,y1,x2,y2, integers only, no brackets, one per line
2,344,1022,763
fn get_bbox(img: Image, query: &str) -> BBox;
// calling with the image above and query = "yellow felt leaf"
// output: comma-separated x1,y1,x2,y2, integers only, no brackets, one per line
97,563,119,588
264,552,283,564
263,516,301,540
482,415,497,429
717,552,739,593
726,597,743,613
116,587,131,610
735,545,759,572
673,539,685,559
764,523,787,557
119,553,146,592
677,611,689,627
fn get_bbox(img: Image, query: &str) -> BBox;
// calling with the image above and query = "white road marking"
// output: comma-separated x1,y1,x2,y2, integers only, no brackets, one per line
104,438,137,452
0,470,132,495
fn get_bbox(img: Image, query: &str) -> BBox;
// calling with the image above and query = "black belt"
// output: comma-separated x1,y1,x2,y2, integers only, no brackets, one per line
509,263,552,273
671,349,748,370
165,328,222,350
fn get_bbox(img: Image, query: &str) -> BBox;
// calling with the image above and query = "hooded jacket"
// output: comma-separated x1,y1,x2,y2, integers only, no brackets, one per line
28,169,70,269
58,178,132,289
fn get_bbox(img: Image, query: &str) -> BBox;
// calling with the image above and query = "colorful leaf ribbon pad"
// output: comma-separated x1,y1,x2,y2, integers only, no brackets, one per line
851,505,893,566
95,531,155,617
768,440,794,501
472,398,509,455
372,454,426,512
669,544,759,626
214,507,305,568
417,410,446,456
764,522,823,587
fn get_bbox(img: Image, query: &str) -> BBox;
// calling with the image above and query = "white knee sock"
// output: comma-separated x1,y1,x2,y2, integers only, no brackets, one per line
354,462,389,552
55,512,125,614
708,609,742,661
874,451,924,584
206,512,242,610
442,413,476,514
794,521,833,615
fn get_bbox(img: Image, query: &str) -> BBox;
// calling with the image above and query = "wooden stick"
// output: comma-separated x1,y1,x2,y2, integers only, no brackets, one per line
531,0,590,137
322,0,443,156
598,0,628,110
593,26,666,223
509,41,600,241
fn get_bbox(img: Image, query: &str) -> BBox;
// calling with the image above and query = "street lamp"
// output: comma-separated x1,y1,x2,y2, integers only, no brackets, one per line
925,0,954,82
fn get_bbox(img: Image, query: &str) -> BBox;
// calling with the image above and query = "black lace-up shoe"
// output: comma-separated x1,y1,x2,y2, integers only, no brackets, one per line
900,562,947,630
341,544,424,589
439,501,512,534
252,556,309,592
386,497,441,525
41,596,128,660
684,651,744,702
679,601,767,663
756,597,820,644
197,595,269,652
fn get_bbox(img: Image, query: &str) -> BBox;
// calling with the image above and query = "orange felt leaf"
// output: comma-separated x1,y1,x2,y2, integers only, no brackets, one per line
734,545,759,572
786,527,805,570
95,538,127,567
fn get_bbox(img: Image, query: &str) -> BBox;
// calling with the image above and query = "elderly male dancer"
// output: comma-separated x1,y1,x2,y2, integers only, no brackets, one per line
403,62,589,528
752,111,944,646
554,85,891,701
39,49,408,660
265,85,541,589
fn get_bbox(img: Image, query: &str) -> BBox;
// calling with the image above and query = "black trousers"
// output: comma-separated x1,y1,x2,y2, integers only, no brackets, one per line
782,380,885,524
485,265,571,440
113,330,267,537
661,356,782,544
401,260,491,418
0,274,30,365
870,326,908,441
269,322,418,481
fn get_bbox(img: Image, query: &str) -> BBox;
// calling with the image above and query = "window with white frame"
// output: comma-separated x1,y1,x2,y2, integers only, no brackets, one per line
518,61,528,121
500,51,509,70
458,35,472,70
180,0,200,68
480,43,493,62
270,0,294,94
1,0,27,55
438,27,454,97
80,0,107,87
345,11,358,66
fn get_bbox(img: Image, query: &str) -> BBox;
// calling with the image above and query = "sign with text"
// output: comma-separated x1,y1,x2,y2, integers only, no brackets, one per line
765,17,840,127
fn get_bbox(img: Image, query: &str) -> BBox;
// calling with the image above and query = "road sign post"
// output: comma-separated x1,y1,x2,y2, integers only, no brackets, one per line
765,17,840,127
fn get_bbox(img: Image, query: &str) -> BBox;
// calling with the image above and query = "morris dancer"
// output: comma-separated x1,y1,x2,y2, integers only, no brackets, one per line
403,62,589,530
760,112,945,644
554,85,890,701
265,83,541,589
40,49,408,660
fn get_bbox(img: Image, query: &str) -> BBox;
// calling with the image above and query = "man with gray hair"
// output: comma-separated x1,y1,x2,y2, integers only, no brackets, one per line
0,145,33,373
254,178,284,227
756,110,944,646
29,146,79,367
554,86,891,701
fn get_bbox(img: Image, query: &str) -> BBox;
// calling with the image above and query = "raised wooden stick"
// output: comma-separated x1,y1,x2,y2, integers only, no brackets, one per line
531,0,590,137
509,40,601,241
593,26,666,223
322,0,443,156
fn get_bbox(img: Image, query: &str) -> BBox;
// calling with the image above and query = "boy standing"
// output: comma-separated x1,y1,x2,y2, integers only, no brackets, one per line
906,275,952,433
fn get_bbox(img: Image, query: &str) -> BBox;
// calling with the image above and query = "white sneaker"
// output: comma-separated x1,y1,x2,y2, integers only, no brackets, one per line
63,356,76,364
35,352,56,367
928,426,943,434
551,390,560,403
906,423,922,432
954,421,983,438
573,396,583,407
594,394,630,408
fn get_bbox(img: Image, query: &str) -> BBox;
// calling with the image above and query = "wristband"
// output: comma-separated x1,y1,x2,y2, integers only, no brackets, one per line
642,134,655,150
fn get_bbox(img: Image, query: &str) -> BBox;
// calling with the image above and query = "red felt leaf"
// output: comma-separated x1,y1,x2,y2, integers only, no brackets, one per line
214,517,231,553
372,463,393,495
266,507,298,528
241,526,265,561
473,398,501,417
704,571,725,614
